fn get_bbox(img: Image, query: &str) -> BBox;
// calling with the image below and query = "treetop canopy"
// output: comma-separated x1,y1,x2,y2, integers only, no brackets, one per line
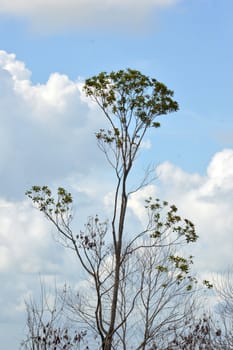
83,68,179,129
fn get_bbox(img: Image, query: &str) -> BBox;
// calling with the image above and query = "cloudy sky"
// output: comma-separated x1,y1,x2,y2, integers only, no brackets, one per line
0,0,233,348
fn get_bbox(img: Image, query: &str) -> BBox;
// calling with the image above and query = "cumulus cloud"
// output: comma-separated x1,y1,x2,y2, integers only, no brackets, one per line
0,197,82,349
0,198,61,333
0,0,179,33
128,185,157,225
126,149,233,274
0,200,60,276
0,50,115,348
140,139,152,150
0,50,106,200
156,149,233,273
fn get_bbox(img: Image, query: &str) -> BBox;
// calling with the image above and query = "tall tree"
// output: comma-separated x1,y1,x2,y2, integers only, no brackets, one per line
25,69,208,350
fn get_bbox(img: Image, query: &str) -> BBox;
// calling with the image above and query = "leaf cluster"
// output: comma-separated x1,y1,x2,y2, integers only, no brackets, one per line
146,197,198,243
84,69,179,126
26,186,73,217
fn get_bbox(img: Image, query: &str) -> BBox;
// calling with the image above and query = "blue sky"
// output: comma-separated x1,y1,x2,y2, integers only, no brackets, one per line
0,1,233,349
0,0,232,174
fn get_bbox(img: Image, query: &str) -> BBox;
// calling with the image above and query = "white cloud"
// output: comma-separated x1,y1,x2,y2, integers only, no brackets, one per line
0,199,61,275
0,200,56,328
0,50,105,200
0,0,179,33
128,185,157,225
0,49,114,347
0,198,78,350
125,150,233,274
156,149,233,273
0,51,115,344
140,139,152,150
0,51,31,81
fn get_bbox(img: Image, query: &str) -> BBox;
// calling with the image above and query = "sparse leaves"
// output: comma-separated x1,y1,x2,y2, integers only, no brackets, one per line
20,287,89,350
203,280,213,289
76,215,107,250
147,197,198,244
26,186,73,218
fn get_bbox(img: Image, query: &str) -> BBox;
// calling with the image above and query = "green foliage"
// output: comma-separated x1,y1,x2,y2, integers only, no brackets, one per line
146,197,198,243
144,197,202,291
83,69,179,168
26,186,72,216
84,69,179,122
203,280,214,289
156,265,168,273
